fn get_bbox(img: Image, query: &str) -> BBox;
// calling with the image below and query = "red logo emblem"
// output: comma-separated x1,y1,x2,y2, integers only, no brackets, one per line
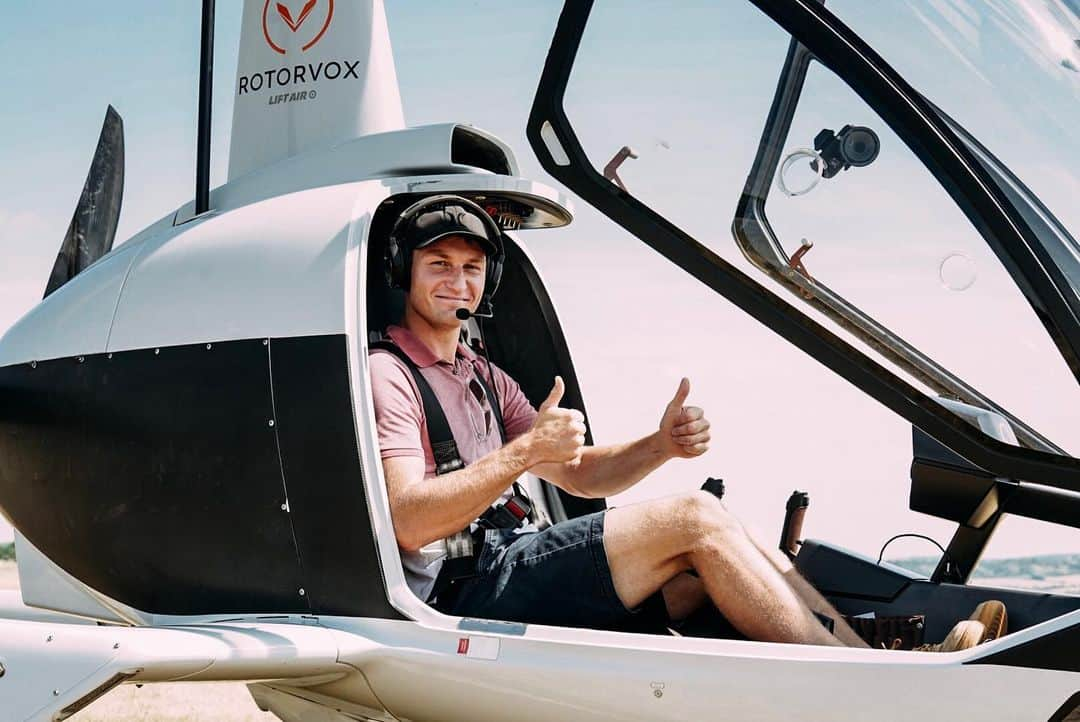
262,0,334,55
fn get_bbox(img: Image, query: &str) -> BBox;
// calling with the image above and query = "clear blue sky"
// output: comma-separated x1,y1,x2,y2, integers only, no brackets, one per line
1,1,1078,565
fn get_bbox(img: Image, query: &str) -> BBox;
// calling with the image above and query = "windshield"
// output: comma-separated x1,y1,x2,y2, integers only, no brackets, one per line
824,0,1080,378
558,0,1080,458
829,0,1080,294
944,107,1080,353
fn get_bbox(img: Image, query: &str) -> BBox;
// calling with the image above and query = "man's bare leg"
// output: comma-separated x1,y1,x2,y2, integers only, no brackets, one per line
653,507,869,646
736,517,868,647
602,492,848,646
659,572,708,622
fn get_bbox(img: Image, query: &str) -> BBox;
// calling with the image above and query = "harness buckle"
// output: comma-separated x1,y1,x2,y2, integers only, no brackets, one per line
477,492,533,530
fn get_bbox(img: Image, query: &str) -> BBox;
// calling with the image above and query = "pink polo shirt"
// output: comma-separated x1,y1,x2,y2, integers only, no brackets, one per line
370,324,537,470
369,324,538,600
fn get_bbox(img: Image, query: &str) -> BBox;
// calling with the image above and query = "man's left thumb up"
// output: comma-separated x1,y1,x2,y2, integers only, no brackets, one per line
666,377,691,413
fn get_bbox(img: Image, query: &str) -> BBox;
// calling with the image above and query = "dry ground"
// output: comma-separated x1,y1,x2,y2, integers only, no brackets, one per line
0,561,276,721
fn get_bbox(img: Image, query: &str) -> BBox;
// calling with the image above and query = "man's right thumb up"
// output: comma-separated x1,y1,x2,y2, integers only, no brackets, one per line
539,376,565,412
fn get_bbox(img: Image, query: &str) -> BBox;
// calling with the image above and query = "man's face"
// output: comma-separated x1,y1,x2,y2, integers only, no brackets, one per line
406,235,488,330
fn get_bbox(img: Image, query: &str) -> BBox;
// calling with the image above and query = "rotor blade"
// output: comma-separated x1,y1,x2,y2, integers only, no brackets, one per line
43,105,125,298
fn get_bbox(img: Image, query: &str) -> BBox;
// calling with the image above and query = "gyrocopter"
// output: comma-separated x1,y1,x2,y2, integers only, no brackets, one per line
2,1,1080,720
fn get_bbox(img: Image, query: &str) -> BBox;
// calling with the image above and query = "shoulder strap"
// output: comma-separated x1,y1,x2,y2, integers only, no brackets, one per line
370,340,464,475
471,363,537,520
470,367,506,444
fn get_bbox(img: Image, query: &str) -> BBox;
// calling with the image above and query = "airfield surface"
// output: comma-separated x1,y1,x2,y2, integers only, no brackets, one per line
0,562,275,721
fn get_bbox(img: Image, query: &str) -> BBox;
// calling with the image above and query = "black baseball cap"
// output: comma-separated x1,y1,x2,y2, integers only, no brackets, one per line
404,203,500,257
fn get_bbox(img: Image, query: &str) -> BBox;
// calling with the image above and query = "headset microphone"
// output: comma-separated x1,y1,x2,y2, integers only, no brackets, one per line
456,307,494,320
455,303,500,429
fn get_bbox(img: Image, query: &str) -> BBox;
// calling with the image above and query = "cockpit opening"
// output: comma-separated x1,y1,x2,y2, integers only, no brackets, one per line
361,190,1080,650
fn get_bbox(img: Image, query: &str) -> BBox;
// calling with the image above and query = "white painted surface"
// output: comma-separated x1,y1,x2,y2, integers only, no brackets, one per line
107,183,361,352
1,618,126,721
0,156,567,364
322,615,1080,722
0,618,351,721
539,120,571,167
0,242,139,366
935,397,1019,445
178,124,526,225
248,683,393,722
348,195,441,626
228,0,404,181
0,591,97,626
0,605,1077,721
107,171,567,353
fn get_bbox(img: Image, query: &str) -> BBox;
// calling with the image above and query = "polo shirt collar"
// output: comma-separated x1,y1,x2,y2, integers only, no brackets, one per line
386,324,477,369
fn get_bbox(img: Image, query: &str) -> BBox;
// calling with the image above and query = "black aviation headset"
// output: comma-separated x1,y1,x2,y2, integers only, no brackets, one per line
384,194,506,307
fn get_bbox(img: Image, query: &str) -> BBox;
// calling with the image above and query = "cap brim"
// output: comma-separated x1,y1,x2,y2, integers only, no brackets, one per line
413,231,499,257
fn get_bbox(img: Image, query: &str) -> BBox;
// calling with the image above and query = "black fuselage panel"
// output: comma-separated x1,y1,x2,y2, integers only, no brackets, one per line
0,335,397,618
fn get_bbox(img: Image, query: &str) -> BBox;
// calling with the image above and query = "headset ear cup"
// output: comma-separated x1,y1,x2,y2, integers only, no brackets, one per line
385,235,407,290
477,208,504,298
399,250,411,290
487,252,503,296
383,237,395,288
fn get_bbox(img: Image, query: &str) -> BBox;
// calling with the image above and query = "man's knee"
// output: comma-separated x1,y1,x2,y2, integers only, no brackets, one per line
609,491,741,563
669,491,742,553
682,490,736,528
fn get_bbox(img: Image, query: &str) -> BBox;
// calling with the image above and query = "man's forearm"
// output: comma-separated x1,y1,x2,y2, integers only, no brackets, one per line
556,432,671,498
393,437,533,550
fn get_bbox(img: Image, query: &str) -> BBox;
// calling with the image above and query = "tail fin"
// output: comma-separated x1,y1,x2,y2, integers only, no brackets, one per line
227,0,404,181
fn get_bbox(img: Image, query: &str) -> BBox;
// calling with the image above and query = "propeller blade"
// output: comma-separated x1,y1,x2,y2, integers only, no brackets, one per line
43,105,125,298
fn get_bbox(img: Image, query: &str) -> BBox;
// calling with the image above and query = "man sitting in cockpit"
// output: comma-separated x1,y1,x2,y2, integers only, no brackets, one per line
369,194,999,649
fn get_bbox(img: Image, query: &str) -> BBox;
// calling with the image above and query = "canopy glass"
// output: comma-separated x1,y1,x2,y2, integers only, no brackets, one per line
557,0,1080,461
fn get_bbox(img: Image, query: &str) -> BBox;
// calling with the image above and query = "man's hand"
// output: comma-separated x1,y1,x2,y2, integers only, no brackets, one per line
525,376,586,467
658,378,710,459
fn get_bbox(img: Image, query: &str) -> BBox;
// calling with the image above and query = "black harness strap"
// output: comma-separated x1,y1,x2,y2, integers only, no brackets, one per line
370,340,464,475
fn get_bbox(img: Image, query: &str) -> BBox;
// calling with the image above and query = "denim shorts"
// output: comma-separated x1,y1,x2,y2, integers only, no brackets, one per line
433,510,668,631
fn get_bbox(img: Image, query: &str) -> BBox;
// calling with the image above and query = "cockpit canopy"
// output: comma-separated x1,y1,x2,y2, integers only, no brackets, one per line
529,0,1080,512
